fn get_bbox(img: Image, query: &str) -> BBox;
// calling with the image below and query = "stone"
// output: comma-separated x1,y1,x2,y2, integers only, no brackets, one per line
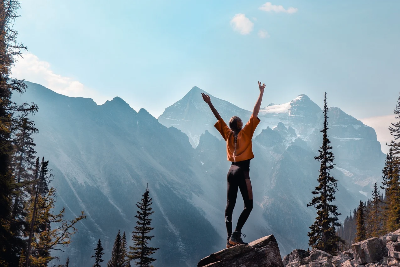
298,249,333,266
352,237,386,264
283,249,310,267
306,249,332,262
339,259,354,267
197,235,284,267
385,234,398,243
388,257,400,266
388,250,400,259
386,241,400,254
332,250,353,266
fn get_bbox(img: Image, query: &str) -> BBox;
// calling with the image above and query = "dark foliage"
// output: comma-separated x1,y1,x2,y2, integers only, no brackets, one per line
92,239,104,267
307,92,343,254
129,187,158,267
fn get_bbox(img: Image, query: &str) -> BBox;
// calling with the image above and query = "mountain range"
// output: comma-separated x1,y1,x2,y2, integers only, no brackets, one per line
14,82,386,266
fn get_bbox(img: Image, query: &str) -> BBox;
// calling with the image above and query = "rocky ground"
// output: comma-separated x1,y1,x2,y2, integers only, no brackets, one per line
198,229,400,266
283,229,400,267
197,235,284,267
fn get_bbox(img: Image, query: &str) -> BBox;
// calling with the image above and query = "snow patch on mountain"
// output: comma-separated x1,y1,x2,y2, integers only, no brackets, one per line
335,166,354,177
260,102,291,115
333,137,363,141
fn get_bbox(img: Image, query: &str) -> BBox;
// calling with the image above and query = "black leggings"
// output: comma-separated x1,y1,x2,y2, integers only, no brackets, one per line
225,164,253,237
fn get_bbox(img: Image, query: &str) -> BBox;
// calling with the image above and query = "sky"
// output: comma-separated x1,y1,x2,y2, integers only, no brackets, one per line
11,0,400,152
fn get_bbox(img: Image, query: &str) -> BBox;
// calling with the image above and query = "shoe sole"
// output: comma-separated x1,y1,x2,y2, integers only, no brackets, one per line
229,240,247,246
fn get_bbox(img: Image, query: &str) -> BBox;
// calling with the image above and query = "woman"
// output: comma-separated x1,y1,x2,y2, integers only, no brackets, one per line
201,81,265,247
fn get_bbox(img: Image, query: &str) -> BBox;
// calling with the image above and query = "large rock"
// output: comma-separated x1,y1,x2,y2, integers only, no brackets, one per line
284,249,333,267
283,249,310,267
197,235,284,267
283,228,400,266
352,237,386,264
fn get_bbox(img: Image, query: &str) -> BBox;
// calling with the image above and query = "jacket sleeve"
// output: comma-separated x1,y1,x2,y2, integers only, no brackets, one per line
242,115,260,138
214,119,231,141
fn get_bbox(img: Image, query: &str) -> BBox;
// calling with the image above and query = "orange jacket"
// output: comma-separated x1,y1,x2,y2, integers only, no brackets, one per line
214,115,260,162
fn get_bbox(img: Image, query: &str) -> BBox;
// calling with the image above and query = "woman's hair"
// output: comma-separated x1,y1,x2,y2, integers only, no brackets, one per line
229,116,241,132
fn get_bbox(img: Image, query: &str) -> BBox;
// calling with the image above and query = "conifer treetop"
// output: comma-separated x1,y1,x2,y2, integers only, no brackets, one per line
307,92,343,255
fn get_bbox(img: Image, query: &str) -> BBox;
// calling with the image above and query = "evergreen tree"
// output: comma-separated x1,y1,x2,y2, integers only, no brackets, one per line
108,230,126,267
389,93,400,154
92,239,104,267
121,232,130,267
364,199,372,239
369,183,382,237
0,1,36,265
9,117,37,240
383,94,400,233
129,187,158,267
381,148,400,233
307,92,343,255
355,201,366,242
23,158,86,267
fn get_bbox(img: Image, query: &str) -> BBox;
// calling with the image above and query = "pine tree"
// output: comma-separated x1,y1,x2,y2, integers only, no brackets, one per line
129,187,158,267
108,230,125,267
0,1,35,265
23,158,86,267
389,93,400,155
382,94,400,233
92,239,104,267
121,232,131,267
355,201,366,242
368,183,381,237
307,92,343,255
381,148,400,233
9,116,38,241
364,199,372,239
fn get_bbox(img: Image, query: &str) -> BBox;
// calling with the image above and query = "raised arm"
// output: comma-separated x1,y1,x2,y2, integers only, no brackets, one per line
253,81,265,118
201,93,222,121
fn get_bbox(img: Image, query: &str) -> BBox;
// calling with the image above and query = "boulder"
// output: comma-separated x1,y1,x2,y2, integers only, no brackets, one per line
283,249,310,267
283,249,334,267
332,250,353,266
351,237,386,264
197,235,284,267
340,260,355,267
385,241,400,261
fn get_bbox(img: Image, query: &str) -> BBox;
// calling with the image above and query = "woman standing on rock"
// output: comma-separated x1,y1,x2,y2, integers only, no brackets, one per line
202,81,265,248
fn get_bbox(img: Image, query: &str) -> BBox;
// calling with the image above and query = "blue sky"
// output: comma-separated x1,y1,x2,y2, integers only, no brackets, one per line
12,0,400,151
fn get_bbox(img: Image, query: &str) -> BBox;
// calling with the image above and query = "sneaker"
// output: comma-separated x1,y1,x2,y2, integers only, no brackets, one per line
226,239,233,248
229,231,247,246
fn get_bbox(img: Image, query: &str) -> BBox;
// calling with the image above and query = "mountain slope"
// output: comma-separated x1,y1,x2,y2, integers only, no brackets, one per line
15,82,222,266
158,86,251,147
14,82,387,266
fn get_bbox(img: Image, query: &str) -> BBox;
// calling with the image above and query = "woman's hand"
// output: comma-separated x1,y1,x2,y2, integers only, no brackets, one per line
201,93,211,104
258,81,266,93
253,81,265,117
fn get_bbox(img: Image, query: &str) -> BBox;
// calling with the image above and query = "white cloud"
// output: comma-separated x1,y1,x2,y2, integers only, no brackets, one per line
230,14,254,35
361,114,396,154
11,53,110,104
258,30,270,38
259,2,298,14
